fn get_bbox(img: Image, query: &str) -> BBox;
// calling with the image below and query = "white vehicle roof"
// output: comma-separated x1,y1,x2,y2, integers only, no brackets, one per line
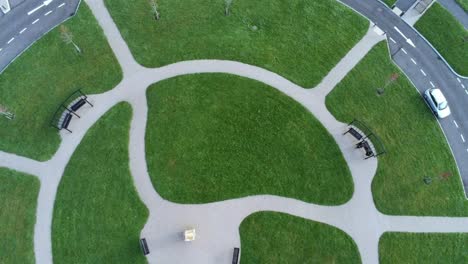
430,89,447,104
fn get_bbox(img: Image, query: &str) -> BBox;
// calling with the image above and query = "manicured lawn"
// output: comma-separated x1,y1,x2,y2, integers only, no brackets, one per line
0,2,122,161
0,169,39,264
383,0,397,7
415,3,468,76
456,0,468,12
240,212,361,263
379,232,468,263
145,74,353,204
104,0,368,87
52,103,148,263
326,42,468,216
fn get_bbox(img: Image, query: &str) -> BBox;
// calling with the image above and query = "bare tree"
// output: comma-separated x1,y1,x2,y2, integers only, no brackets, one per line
59,25,82,54
0,104,14,120
377,72,399,95
225,0,233,16
149,0,160,20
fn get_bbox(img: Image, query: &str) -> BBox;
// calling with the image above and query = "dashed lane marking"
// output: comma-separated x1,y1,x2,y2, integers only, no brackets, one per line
401,48,407,54
420,69,426,76
19,28,27,34
32,19,40,24
430,81,435,88
462,84,466,89
458,78,462,83
58,3,65,8
462,134,465,143
389,37,396,43
454,120,459,128
45,10,53,16
7,38,14,44
465,90,468,95
411,58,417,65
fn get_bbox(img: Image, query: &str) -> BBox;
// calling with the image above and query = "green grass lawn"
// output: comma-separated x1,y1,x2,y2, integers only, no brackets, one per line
456,0,468,12
383,0,397,7
379,232,468,263
52,103,148,263
0,2,122,161
146,74,353,204
326,42,468,216
0,168,39,264
415,3,468,76
240,212,361,263
104,0,368,87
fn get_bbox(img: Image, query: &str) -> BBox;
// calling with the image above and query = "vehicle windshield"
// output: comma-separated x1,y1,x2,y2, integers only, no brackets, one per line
439,101,448,110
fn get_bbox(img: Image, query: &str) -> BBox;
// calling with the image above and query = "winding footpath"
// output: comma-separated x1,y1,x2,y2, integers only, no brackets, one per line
0,0,468,263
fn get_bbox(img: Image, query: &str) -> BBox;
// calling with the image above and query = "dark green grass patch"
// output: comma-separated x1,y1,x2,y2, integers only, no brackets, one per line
379,232,468,263
146,74,353,204
240,212,361,263
52,103,148,263
104,0,368,87
326,42,467,216
415,3,468,76
0,3,122,160
0,168,39,264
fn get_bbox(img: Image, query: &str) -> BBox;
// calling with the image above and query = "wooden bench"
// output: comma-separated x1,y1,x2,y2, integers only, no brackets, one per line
140,238,150,255
61,113,73,133
232,247,240,264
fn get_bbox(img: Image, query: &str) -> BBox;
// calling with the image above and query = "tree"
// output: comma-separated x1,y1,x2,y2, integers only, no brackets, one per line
0,104,14,120
149,0,160,20
225,0,233,16
59,25,82,54
377,72,399,96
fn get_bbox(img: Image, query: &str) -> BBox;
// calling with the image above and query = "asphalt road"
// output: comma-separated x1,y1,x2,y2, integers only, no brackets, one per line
0,0,80,73
343,0,468,195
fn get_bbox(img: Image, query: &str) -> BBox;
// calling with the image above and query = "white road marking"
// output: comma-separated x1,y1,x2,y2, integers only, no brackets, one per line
44,10,53,16
420,69,427,76
32,19,40,24
389,37,396,43
19,28,27,34
28,4,45,15
393,26,416,47
461,134,465,143
58,3,65,8
465,90,468,95
401,48,407,54
430,81,435,88
454,120,459,128
411,58,417,65
458,78,462,83
7,38,14,44
462,84,466,89
0,48,2,52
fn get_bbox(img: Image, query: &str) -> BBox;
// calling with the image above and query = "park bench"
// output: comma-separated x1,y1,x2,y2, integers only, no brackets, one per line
140,238,150,255
344,126,364,140
356,140,375,159
232,247,240,264
71,98,87,112
61,113,73,133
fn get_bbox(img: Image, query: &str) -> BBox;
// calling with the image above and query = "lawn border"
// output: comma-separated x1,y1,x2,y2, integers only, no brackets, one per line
0,0,82,75
380,39,468,202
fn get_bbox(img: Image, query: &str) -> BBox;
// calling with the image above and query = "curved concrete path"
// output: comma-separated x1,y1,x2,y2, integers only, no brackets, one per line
1,0,468,263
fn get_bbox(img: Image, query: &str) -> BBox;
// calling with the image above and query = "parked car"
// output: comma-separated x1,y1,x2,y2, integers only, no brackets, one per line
423,88,451,118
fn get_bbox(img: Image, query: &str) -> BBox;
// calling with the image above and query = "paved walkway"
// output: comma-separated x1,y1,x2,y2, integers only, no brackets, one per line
1,0,468,263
